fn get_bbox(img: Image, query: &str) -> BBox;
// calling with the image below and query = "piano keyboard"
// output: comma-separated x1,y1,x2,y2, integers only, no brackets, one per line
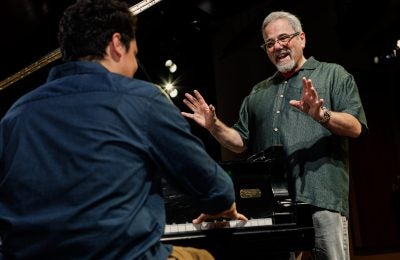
164,217,273,235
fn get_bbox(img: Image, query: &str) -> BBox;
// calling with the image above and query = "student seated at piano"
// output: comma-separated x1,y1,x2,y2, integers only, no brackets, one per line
0,0,247,259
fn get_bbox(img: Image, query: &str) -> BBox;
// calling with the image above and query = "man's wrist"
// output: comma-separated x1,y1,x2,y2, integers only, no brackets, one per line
207,118,219,133
317,106,332,124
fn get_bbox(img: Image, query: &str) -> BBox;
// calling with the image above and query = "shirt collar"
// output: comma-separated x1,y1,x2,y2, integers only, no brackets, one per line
300,56,319,70
272,56,319,81
47,61,109,82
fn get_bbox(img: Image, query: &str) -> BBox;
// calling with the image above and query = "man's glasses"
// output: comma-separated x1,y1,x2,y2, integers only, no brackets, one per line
260,32,300,51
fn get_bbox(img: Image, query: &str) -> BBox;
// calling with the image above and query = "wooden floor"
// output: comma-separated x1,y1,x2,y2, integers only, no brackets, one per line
352,252,400,260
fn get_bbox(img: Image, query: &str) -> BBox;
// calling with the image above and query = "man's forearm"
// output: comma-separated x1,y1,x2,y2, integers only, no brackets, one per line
321,111,362,138
208,119,247,153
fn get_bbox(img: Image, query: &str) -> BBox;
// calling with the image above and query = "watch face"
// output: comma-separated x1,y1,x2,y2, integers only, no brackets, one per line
318,107,331,124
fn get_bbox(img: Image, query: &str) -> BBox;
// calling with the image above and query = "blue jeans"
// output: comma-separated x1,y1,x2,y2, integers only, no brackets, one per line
311,209,350,260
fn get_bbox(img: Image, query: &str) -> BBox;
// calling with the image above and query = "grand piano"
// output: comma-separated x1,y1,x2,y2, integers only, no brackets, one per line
162,145,315,259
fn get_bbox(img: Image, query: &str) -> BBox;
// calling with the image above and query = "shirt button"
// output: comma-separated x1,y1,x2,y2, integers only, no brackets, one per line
280,94,284,98
276,110,280,114
273,128,279,132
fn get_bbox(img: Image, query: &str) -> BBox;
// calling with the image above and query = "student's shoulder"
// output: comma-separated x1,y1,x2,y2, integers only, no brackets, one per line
116,77,174,105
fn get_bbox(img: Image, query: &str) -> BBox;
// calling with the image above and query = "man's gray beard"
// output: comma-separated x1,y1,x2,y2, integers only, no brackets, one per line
276,59,295,73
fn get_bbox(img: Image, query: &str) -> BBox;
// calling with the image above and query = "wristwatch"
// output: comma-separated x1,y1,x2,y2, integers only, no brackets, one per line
317,106,332,124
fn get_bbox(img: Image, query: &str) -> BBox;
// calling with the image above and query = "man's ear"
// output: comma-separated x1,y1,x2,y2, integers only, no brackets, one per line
299,32,306,49
108,32,125,61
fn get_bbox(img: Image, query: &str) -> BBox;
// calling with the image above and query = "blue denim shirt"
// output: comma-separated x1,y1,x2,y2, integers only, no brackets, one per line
0,61,235,259
233,57,367,217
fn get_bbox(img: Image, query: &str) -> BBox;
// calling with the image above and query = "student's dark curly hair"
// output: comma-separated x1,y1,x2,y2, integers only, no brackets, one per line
58,0,137,61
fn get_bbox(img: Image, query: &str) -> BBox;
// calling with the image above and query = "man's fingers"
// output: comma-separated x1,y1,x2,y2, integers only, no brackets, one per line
236,213,248,221
182,99,197,111
193,90,206,104
305,78,312,88
191,211,248,224
289,100,301,109
192,213,208,224
181,111,194,119
302,77,314,92
184,93,194,100
184,93,200,106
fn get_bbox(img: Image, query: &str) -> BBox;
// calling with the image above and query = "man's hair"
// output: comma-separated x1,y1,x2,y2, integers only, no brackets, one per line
58,0,137,61
261,11,303,39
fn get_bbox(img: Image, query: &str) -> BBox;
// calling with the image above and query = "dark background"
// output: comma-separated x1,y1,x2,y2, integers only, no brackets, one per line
1,0,399,256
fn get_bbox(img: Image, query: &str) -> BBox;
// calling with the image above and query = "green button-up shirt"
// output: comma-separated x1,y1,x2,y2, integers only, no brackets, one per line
233,57,367,216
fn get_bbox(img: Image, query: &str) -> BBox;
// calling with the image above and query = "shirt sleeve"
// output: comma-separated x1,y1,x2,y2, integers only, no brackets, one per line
331,67,368,131
232,95,250,146
142,90,235,215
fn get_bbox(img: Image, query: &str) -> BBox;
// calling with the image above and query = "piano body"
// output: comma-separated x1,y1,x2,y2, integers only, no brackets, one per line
162,145,315,259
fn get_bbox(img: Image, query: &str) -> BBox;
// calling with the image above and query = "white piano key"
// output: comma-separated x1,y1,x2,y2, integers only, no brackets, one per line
177,223,187,232
169,224,178,233
185,223,197,231
164,225,170,233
